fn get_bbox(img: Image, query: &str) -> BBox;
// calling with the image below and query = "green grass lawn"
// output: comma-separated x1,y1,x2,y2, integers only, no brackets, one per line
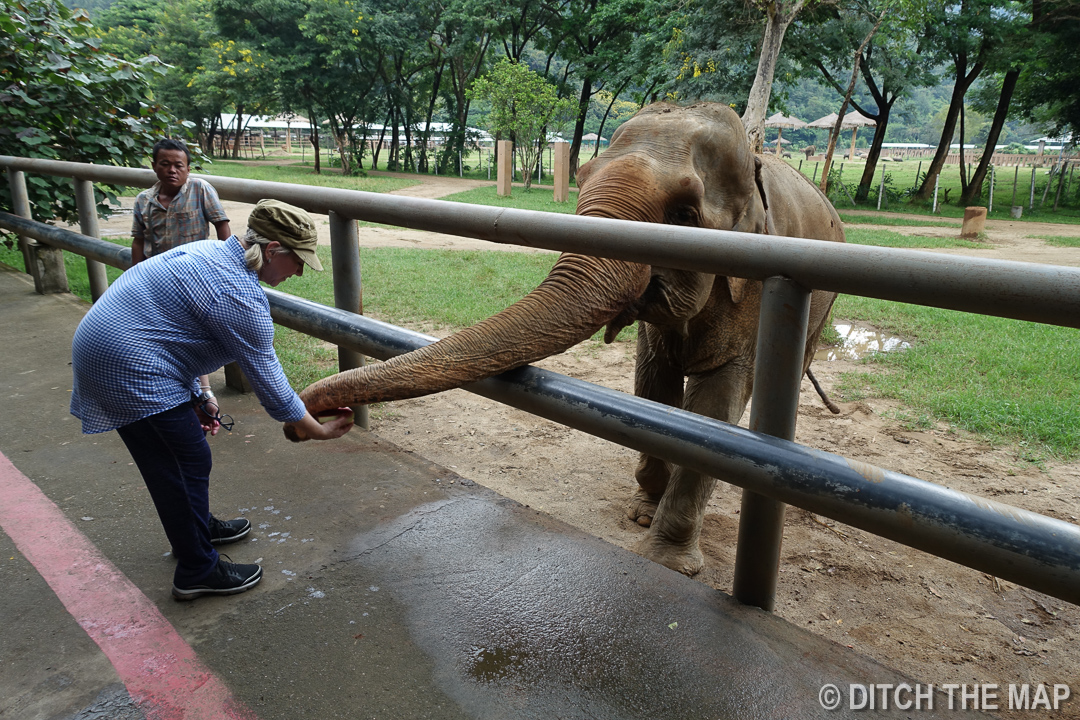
838,212,959,228
441,185,578,213
842,226,985,249
199,161,421,195
1034,235,1080,248
833,295,1080,460
789,156,1080,224
6,160,1077,461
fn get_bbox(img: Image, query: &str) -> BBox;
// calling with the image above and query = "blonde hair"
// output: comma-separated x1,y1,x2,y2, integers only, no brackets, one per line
242,228,294,272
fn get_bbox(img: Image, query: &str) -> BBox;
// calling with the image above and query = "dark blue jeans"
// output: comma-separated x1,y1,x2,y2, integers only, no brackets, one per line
116,404,218,585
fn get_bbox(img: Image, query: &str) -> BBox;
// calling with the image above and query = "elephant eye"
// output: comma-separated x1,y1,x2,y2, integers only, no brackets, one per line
669,206,698,226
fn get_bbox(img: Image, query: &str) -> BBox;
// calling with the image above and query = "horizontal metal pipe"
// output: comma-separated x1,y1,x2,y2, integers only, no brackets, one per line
3,209,1077,604
4,156,1079,328
266,289,1080,605
0,212,131,269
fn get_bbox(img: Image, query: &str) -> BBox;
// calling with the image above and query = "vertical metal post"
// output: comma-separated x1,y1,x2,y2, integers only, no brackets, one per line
733,276,811,611
7,169,34,273
73,178,110,301
877,163,886,210
988,165,995,214
1029,167,1036,209
328,210,369,429
8,168,68,294
933,175,940,214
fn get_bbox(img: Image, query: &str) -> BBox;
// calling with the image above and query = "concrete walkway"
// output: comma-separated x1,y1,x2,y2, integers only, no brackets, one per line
0,265,983,719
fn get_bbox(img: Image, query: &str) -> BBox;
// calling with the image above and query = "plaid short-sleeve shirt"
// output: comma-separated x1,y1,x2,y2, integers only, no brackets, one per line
70,238,307,434
131,177,229,258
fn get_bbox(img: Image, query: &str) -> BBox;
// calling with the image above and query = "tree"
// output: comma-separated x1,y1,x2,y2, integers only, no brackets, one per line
296,0,384,174
92,0,158,60
151,0,229,157
787,0,935,201
430,0,502,172
911,0,1000,202
191,38,278,157
1014,0,1080,137
95,0,249,158
469,58,575,190
741,0,813,152
545,0,655,178
0,0,190,225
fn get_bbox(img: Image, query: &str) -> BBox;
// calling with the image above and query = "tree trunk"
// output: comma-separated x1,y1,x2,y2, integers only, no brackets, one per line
593,78,631,160
231,106,244,159
818,64,864,195
855,100,894,201
742,0,805,153
390,113,401,171
308,112,321,174
913,59,984,201
203,115,220,157
568,76,592,180
818,13,886,195
404,110,415,172
960,68,1020,205
372,124,388,170
420,60,445,173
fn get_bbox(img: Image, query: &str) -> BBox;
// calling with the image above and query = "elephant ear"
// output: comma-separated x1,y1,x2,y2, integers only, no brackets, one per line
726,156,770,305
732,155,770,235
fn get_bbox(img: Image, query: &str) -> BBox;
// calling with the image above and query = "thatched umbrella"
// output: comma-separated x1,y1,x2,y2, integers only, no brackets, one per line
808,110,877,159
764,112,807,155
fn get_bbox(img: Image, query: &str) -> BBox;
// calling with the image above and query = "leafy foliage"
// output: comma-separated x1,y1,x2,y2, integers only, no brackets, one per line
0,0,191,223
469,58,576,189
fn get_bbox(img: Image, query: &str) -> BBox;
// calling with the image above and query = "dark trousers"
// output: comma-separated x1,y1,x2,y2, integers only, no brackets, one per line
116,404,218,585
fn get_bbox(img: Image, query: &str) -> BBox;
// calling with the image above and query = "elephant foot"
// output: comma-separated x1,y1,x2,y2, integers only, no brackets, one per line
626,490,662,527
633,532,705,577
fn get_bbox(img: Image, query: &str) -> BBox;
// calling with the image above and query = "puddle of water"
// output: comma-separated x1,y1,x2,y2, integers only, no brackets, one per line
466,644,530,683
815,323,910,361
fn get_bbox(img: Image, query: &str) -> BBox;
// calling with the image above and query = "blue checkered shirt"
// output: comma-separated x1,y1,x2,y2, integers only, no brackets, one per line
70,238,307,434
131,177,229,257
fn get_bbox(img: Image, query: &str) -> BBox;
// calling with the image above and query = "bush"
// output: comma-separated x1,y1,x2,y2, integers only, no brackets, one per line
0,0,193,225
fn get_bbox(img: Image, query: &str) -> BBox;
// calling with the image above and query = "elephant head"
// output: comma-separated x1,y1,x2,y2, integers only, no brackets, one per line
294,103,774,430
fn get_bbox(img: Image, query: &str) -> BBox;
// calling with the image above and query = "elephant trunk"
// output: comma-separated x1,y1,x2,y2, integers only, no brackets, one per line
299,165,659,416
300,254,649,414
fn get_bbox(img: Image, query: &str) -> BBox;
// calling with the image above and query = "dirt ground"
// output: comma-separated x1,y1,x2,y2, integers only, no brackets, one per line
99,175,1080,714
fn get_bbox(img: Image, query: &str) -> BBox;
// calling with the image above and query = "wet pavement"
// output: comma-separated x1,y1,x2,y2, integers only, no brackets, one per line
0,264,985,719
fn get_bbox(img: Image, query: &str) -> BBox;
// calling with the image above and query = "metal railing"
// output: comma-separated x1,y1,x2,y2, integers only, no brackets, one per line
3,155,1079,611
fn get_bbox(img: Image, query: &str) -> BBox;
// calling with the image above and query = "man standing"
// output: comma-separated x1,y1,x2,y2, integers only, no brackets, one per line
131,138,231,264
132,139,232,429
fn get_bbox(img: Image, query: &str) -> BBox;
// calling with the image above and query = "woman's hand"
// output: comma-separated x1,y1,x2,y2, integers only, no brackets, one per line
194,398,222,436
283,408,355,443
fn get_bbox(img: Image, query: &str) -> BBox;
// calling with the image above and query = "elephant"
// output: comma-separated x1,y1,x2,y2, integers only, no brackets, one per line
803,145,817,160
293,102,845,576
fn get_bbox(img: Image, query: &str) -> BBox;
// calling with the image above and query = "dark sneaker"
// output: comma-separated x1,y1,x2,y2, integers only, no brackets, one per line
209,515,251,545
172,558,262,600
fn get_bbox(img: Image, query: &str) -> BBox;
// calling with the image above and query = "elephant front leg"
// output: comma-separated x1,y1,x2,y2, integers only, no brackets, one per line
635,363,753,575
634,466,718,576
629,323,684,527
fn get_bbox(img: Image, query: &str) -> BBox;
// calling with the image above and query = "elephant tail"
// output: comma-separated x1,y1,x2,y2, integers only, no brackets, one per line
807,368,842,414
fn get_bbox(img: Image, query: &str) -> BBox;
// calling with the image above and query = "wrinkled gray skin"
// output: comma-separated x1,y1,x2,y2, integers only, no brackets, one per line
298,102,845,576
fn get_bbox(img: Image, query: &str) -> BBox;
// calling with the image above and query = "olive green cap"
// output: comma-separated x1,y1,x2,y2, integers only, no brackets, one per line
247,199,323,271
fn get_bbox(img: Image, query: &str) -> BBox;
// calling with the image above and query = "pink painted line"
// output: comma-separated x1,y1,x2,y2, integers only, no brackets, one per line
0,452,258,720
